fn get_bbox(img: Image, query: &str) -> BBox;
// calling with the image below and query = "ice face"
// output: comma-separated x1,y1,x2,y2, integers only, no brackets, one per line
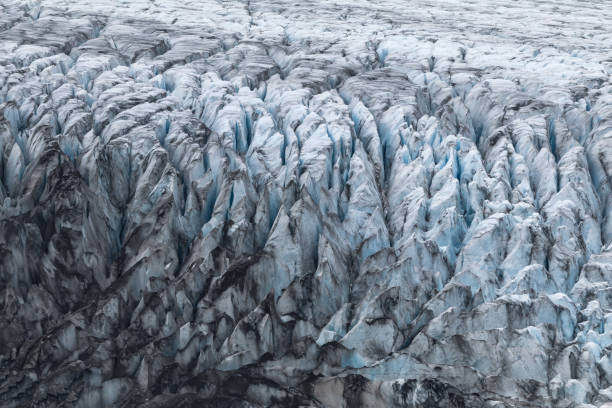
1,0,612,406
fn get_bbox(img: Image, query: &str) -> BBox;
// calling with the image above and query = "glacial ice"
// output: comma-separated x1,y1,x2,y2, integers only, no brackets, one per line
0,0,611,406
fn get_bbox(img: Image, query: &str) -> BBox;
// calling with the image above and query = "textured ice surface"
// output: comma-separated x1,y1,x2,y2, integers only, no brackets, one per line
0,0,612,406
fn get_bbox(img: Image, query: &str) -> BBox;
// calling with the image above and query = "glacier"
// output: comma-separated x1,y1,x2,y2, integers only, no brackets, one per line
0,0,612,406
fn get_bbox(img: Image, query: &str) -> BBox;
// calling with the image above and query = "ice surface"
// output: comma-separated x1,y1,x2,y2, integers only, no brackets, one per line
0,0,612,406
